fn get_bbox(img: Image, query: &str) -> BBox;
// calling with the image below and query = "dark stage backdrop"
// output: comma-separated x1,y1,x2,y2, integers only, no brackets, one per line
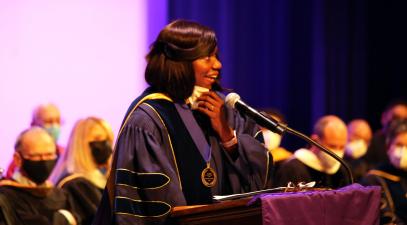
168,0,407,150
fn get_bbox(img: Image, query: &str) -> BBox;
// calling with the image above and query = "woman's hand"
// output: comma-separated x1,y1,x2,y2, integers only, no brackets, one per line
195,91,235,143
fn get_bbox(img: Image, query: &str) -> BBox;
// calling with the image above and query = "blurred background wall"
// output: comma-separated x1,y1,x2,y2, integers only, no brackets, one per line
0,0,166,168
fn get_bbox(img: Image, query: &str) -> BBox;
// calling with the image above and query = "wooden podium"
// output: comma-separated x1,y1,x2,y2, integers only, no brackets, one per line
169,198,261,225
169,185,381,225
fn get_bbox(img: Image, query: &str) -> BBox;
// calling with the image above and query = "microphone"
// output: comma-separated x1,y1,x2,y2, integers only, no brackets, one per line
225,93,285,135
225,92,354,184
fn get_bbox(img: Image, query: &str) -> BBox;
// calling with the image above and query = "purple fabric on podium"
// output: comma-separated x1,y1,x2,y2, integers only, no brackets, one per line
258,184,380,225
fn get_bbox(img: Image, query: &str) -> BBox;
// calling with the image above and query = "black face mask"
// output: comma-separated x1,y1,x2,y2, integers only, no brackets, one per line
89,140,112,165
21,158,57,184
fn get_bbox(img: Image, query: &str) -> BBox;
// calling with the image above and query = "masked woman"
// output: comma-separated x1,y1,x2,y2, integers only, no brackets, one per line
93,19,273,225
51,117,114,225
361,118,407,224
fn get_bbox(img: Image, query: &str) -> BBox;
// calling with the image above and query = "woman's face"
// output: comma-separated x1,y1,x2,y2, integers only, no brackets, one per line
192,51,222,89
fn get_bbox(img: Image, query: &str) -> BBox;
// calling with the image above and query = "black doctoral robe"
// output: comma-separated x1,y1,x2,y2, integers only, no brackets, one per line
274,158,348,189
58,174,104,225
93,88,273,225
0,180,80,225
361,164,407,224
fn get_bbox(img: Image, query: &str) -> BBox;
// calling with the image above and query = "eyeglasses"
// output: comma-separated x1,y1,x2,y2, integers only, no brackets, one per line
19,152,58,161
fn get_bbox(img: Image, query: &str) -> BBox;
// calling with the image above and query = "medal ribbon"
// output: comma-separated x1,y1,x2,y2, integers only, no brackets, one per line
174,103,211,164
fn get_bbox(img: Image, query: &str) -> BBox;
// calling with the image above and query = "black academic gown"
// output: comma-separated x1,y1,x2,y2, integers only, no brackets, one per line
361,164,407,224
0,180,80,225
93,89,273,225
363,131,390,169
344,155,369,183
274,158,348,189
58,174,104,225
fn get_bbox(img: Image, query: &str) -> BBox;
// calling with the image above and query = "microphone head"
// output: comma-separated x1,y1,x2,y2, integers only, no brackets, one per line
225,93,240,108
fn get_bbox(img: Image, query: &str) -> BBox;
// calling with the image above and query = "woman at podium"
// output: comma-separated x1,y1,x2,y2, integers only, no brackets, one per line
93,19,273,225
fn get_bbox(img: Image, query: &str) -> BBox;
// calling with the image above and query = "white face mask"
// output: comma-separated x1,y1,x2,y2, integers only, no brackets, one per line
388,146,407,170
188,86,210,110
345,139,368,159
262,130,282,150
318,150,344,172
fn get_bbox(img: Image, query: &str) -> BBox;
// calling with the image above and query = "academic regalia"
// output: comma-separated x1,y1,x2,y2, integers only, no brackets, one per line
0,179,80,225
363,131,390,169
57,173,104,225
360,164,407,224
93,88,273,225
344,155,369,183
274,149,348,188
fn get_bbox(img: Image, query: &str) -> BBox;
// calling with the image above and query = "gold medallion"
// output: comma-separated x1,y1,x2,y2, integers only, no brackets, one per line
201,166,217,187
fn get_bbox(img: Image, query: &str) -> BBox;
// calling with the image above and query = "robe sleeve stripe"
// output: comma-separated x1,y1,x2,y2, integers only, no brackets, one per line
115,169,170,189
114,196,171,218
107,92,175,208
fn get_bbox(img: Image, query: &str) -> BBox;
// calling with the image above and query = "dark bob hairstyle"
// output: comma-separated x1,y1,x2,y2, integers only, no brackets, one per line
145,19,221,101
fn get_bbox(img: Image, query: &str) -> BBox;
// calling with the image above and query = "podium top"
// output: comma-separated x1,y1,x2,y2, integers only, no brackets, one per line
170,184,381,225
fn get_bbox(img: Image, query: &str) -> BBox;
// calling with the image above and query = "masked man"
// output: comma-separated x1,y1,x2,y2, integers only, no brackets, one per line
344,119,372,182
5,103,64,178
0,127,80,225
274,115,348,188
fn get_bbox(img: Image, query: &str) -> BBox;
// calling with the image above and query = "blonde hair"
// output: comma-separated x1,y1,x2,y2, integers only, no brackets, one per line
51,117,114,185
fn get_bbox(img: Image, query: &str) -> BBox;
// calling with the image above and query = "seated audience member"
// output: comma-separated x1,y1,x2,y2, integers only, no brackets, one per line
31,103,63,144
51,117,114,225
6,103,64,178
364,101,407,169
361,119,407,224
274,115,348,188
0,127,79,225
344,119,372,181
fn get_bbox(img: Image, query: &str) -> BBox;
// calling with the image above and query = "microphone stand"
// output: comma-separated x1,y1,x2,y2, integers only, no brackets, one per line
226,93,354,185
277,123,354,185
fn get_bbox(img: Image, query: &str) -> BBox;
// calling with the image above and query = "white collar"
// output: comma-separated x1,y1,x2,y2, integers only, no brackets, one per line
294,148,341,174
12,170,52,187
187,86,210,109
